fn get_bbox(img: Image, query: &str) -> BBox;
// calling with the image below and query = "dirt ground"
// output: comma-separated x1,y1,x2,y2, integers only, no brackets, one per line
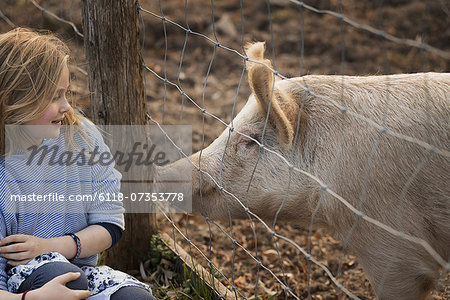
1,0,449,299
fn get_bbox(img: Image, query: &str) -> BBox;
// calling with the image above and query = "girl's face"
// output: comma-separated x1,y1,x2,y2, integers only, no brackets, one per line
23,63,71,143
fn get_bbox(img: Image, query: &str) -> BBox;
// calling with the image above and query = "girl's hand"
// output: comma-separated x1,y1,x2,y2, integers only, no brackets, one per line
0,234,50,266
26,272,91,300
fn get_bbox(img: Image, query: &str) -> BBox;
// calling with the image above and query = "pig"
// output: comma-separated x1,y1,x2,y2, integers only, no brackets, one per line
155,42,450,300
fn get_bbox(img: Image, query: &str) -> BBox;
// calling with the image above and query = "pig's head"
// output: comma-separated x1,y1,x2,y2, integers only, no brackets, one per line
156,42,317,223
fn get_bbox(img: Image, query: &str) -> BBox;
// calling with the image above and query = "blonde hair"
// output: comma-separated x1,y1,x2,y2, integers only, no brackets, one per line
0,27,89,156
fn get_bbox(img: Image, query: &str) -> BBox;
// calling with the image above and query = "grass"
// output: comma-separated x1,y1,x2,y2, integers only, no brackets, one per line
145,234,225,300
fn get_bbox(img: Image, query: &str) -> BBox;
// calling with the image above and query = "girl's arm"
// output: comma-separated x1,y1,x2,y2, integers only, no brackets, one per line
0,126,124,265
0,225,112,265
0,272,90,300
0,290,20,300
48,224,112,260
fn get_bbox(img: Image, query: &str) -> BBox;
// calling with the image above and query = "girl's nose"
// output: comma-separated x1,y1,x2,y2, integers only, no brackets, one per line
59,95,72,113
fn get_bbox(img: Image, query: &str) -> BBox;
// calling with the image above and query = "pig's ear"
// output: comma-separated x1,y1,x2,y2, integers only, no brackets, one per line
245,41,266,71
248,62,294,146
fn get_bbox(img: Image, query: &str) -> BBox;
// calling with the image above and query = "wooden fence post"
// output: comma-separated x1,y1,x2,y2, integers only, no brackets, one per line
81,0,156,271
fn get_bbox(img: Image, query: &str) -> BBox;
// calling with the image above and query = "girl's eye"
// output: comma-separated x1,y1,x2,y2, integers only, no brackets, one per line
52,90,70,102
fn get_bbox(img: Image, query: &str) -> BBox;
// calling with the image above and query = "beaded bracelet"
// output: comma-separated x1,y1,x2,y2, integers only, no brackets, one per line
21,290,30,300
65,233,81,261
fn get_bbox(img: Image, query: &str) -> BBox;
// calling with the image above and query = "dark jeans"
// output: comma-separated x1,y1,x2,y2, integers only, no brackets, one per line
17,261,156,300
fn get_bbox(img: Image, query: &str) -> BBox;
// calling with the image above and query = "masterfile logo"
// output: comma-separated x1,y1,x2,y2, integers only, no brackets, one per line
4,125,192,214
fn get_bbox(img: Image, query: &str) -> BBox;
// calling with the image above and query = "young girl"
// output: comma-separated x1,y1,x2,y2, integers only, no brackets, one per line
0,28,155,299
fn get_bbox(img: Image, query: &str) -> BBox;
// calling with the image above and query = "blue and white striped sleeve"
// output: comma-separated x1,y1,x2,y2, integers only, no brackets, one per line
84,126,125,230
0,160,8,291
0,215,8,291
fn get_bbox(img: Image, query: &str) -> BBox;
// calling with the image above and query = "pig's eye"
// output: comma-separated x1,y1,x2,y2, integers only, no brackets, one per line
245,133,261,147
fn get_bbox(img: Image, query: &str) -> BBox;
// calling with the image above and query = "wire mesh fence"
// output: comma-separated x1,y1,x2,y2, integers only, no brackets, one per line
139,1,449,299
1,0,449,299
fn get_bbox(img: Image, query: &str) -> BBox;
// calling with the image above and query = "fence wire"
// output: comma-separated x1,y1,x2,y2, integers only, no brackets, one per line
139,1,449,299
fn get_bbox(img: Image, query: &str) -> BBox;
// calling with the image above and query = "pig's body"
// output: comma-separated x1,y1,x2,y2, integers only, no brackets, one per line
157,43,449,299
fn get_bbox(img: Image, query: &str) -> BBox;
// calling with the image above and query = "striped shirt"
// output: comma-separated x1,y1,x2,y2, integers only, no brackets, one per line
0,125,125,291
